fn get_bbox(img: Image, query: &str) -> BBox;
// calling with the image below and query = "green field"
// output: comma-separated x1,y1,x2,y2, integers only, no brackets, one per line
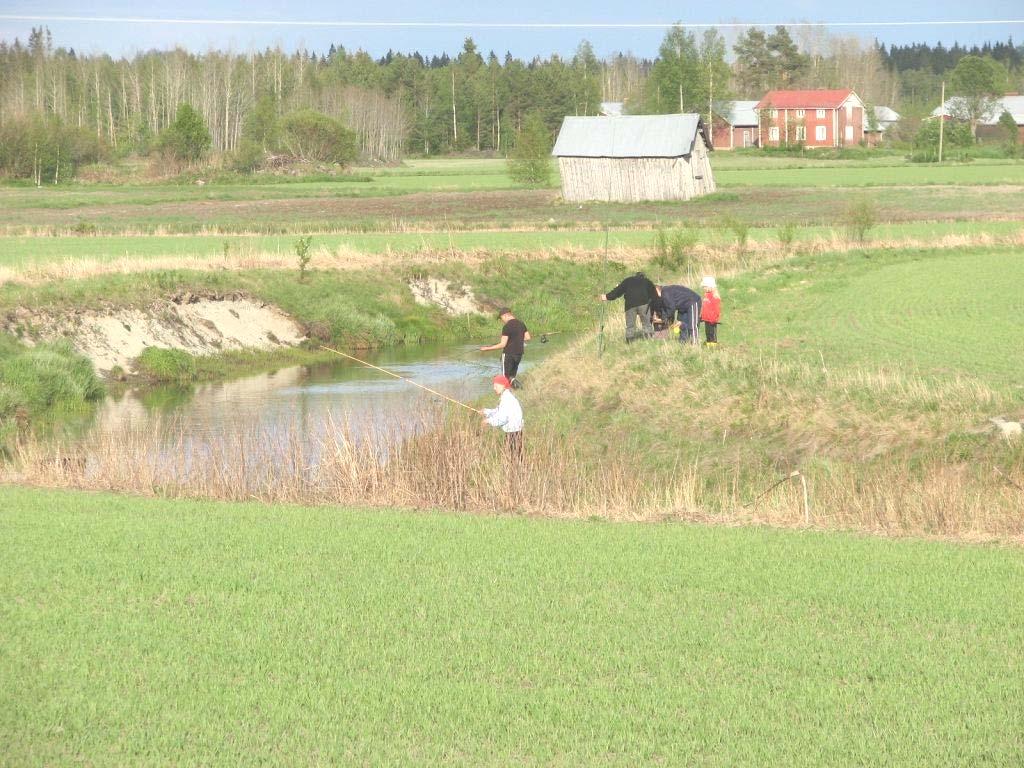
714,161,1024,187
728,246,1024,382
2,486,1022,766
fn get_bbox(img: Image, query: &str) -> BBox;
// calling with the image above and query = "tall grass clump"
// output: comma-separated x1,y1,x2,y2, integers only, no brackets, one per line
651,227,697,272
844,199,877,243
135,347,198,384
777,222,797,250
723,216,750,252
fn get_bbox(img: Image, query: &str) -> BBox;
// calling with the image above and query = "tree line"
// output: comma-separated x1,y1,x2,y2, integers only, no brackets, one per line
1,25,1021,181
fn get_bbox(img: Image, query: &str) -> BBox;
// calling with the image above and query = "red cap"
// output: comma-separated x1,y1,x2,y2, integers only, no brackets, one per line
492,375,512,389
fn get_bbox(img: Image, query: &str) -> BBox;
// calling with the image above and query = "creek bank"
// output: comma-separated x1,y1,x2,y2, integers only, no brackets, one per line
3,292,307,375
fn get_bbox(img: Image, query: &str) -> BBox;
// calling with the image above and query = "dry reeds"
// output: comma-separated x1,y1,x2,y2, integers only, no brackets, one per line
5,410,1023,542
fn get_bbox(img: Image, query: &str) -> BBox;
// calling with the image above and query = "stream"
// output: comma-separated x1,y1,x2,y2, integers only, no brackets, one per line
79,337,571,456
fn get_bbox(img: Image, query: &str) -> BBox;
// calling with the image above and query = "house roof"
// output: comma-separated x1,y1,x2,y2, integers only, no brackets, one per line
712,100,759,127
551,114,711,158
756,89,856,109
932,94,1024,125
864,105,901,131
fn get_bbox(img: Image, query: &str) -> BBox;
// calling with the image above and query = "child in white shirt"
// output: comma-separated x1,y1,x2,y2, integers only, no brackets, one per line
482,375,524,460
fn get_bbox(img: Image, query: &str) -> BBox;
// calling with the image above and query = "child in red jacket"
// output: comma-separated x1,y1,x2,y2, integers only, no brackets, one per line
700,276,722,346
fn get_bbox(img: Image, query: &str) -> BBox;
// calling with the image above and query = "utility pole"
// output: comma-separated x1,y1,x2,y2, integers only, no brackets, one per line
938,81,945,163
451,68,458,145
708,65,714,146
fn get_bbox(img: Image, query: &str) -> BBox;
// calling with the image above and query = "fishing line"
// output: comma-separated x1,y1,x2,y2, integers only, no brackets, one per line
320,345,484,415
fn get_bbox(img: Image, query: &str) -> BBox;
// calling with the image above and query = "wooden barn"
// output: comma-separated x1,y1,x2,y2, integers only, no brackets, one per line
551,114,715,202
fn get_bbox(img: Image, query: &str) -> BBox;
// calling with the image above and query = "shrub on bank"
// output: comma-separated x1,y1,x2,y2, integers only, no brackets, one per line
136,347,198,384
0,340,105,437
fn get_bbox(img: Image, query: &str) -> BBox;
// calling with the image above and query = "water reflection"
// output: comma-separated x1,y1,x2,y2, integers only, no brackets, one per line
83,339,565,458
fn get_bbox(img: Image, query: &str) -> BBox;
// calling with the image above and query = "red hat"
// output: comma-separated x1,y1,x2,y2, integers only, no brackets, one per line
492,375,512,389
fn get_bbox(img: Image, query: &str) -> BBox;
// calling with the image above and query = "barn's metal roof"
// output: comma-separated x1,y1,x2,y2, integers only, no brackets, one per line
712,100,760,127
552,114,710,158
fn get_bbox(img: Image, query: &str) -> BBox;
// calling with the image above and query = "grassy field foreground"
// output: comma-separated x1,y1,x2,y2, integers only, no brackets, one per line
1,486,1023,766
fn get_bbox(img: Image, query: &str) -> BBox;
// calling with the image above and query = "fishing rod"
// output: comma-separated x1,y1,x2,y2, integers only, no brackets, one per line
320,345,484,415
597,225,609,357
473,331,562,344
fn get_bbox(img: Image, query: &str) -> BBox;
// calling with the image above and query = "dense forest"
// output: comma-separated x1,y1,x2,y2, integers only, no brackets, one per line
0,25,1021,178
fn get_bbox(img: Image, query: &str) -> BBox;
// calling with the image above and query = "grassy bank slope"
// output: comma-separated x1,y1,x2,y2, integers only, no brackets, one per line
0,257,621,351
2,486,1022,766
527,244,1024,536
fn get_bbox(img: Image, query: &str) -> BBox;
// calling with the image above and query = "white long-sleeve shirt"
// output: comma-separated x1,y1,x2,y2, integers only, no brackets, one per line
483,389,524,433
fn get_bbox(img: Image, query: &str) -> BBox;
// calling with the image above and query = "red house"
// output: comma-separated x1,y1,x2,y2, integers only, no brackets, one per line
710,101,760,150
755,90,866,149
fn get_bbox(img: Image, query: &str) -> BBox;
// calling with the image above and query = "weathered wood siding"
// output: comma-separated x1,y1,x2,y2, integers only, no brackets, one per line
558,149,716,202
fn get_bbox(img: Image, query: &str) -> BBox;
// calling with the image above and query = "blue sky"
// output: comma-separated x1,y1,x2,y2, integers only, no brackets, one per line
0,1,1021,59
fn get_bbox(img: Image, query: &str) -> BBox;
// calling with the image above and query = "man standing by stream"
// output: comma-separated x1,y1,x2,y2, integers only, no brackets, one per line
599,271,657,343
480,308,530,389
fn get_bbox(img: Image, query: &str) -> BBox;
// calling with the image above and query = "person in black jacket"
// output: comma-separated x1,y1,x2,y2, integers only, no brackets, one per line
657,284,702,345
599,272,657,342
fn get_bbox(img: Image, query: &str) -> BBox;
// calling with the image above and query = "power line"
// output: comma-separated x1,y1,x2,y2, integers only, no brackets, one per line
1,15,1022,30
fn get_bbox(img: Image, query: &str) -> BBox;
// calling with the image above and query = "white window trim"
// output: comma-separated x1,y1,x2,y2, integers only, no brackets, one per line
795,125,806,141
795,109,805,118
769,126,780,141
770,109,778,118
816,109,826,118
815,125,827,141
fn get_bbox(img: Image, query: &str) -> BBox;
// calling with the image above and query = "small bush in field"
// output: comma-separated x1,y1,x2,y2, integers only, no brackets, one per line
294,236,313,282
778,222,797,250
508,113,553,187
844,199,877,243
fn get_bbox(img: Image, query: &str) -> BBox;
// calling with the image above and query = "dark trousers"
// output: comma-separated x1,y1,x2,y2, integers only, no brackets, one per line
502,353,522,381
506,431,523,462
704,322,718,343
678,301,700,345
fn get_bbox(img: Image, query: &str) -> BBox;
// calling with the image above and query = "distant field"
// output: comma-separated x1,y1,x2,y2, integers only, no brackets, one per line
1,220,1023,270
715,161,1024,187
2,486,1022,766
2,184,1023,240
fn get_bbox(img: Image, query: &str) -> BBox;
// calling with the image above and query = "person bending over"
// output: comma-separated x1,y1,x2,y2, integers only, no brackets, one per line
658,284,702,345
